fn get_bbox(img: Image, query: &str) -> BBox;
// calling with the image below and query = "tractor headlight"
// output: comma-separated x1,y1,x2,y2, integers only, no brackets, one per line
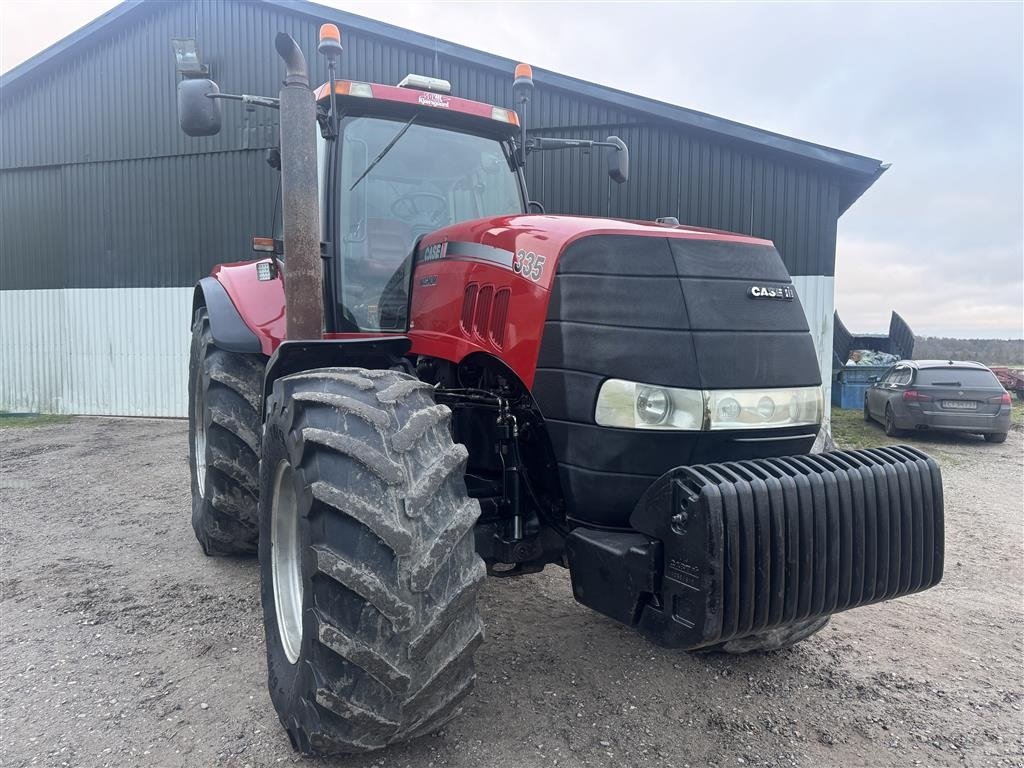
594,380,822,431
705,387,822,430
716,397,742,422
636,387,671,425
594,380,703,430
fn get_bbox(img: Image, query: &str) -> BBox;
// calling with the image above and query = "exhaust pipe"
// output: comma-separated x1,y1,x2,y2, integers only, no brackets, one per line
274,33,323,340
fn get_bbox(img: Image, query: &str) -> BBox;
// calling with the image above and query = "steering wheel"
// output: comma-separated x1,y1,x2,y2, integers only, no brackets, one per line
391,192,448,225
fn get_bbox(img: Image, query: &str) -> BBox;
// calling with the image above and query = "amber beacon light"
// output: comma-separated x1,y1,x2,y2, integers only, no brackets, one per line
513,62,534,88
318,23,342,56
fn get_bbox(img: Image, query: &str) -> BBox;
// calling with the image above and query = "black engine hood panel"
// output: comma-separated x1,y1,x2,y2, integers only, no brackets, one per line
533,233,823,526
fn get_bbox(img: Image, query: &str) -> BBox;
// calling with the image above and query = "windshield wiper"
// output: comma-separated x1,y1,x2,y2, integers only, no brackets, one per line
349,115,418,191
931,381,961,387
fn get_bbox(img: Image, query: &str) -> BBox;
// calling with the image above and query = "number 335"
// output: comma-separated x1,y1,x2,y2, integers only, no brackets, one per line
513,249,546,281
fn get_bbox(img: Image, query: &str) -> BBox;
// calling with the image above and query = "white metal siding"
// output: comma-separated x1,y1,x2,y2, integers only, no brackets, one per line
791,275,836,423
0,288,192,417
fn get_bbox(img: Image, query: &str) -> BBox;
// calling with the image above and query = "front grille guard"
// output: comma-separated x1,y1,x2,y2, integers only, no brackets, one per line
629,446,944,649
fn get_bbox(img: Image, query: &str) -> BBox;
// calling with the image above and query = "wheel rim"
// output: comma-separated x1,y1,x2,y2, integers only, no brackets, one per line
193,386,207,498
271,460,303,664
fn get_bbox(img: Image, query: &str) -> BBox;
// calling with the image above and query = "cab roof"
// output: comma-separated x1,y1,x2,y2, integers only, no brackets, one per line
314,80,519,131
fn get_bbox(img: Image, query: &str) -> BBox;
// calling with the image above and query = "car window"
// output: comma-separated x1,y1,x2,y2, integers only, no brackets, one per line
884,368,905,384
895,369,913,386
915,368,1001,387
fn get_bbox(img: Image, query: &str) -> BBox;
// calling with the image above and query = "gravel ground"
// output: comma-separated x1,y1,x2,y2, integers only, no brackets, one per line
1,417,1022,768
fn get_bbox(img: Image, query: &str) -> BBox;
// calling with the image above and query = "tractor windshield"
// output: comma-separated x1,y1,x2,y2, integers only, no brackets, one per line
332,115,524,332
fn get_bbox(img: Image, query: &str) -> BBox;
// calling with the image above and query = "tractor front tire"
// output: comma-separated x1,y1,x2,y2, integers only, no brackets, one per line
188,308,265,555
258,367,485,755
697,616,830,654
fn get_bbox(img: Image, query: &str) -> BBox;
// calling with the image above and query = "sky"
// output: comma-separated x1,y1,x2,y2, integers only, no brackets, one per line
2,1,1022,339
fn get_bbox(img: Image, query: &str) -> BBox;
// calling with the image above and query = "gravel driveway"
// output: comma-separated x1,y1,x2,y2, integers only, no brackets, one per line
1,418,1021,767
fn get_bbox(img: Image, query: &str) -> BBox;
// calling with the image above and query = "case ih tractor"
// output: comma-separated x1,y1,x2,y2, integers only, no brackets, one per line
177,25,945,755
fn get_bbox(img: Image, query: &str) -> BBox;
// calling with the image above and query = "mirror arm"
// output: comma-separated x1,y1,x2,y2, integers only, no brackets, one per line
526,137,594,153
526,137,621,153
208,92,280,110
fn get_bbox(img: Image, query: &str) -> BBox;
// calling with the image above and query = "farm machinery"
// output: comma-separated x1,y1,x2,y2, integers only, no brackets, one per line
991,367,1024,400
177,23,945,754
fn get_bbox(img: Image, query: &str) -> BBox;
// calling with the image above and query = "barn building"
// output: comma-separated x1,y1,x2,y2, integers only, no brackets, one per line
0,0,885,416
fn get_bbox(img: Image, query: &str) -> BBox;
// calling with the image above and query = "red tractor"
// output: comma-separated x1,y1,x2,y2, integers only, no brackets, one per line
177,25,945,755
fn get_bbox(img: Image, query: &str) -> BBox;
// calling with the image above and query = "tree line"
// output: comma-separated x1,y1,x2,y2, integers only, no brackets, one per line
914,337,1024,366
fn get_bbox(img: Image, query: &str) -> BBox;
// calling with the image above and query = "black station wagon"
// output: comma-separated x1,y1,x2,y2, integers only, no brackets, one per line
864,360,1011,443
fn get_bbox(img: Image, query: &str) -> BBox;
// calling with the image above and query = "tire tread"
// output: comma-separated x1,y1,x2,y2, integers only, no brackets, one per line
261,367,484,756
189,311,264,556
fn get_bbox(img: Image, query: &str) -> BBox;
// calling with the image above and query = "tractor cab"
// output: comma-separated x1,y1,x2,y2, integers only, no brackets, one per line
312,79,527,332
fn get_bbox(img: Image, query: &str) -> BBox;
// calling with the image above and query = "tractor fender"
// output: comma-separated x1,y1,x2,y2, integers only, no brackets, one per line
262,337,413,409
192,277,262,354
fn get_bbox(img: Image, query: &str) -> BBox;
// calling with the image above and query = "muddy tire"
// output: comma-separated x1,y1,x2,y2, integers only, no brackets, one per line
258,367,484,755
984,432,1007,444
863,397,872,422
188,308,265,556
697,616,829,654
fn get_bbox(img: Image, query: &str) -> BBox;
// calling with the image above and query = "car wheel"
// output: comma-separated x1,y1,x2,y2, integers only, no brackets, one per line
984,432,1008,444
863,398,872,422
884,405,900,437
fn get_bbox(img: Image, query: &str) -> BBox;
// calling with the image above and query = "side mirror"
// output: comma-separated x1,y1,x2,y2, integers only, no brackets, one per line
177,78,222,137
606,135,629,184
869,376,880,383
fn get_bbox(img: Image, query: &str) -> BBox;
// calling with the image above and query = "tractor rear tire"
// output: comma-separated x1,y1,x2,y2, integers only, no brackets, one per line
697,616,829,654
258,367,485,755
188,308,265,556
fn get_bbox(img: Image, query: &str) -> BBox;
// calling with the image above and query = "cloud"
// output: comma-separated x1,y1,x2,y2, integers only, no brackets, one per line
835,237,1023,338
0,0,119,73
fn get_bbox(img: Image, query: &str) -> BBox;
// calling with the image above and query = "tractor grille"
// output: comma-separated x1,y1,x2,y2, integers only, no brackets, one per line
630,445,944,648
461,282,510,348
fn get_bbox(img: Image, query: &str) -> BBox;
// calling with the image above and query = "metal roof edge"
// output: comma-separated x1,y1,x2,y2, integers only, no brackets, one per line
264,0,885,182
838,161,890,215
0,0,149,94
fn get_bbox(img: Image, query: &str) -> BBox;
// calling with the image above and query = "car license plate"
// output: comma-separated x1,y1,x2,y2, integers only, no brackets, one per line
942,400,976,410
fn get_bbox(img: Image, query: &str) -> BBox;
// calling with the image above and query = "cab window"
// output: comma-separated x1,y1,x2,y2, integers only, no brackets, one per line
333,115,524,331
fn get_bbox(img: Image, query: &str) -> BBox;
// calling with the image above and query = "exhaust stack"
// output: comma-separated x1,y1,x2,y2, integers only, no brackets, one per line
274,33,323,340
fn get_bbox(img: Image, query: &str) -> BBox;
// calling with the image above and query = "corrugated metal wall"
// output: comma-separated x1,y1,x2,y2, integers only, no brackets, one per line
1,151,278,289
791,275,836,414
0,0,847,416
0,288,193,416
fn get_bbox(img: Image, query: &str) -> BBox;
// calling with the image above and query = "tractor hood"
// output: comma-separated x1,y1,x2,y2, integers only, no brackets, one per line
411,213,819,395
416,214,771,294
